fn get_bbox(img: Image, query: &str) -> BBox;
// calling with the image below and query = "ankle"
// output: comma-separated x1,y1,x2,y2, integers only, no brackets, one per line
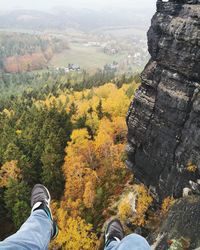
105,237,120,247
32,202,52,220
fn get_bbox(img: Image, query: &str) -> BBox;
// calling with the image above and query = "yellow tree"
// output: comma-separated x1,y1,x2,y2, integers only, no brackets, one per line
94,118,126,178
132,185,153,226
54,208,99,250
0,160,21,188
47,82,136,250
63,129,97,214
83,170,97,209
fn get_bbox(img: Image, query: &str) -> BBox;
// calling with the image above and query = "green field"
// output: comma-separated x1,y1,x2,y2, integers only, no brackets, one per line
49,43,126,72
49,26,148,73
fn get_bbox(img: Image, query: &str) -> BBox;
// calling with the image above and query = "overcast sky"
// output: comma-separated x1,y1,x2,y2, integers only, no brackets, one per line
0,0,157,11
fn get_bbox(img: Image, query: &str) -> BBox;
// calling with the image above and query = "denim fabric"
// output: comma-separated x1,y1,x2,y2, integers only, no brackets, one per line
104,234,151,250
0,212,151,250
0,210,52,250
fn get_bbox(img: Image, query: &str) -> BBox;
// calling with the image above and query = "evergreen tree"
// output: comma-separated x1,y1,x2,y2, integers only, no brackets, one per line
3,143,22,163
96,100,103,120
4,180,30,229
41,133,65,199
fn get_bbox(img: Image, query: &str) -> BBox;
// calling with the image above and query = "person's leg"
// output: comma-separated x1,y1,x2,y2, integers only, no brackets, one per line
104,240,120,250
104,219,124,250
105,234,151,250
0,209,53,250
104,219,151,250
0,184,57,250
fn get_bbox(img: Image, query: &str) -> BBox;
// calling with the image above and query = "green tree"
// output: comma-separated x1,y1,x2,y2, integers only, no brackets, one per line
4,180,30,229
96,100,103,120
41,133,65,199
3,143,22,163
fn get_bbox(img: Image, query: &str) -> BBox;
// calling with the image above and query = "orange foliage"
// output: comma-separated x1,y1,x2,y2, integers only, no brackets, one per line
186,162,197,173
62,129,97,213
83,180,96,209
118,197,133,221
118,185,153,226
133,185,153,226
161,196,175,215
54,211,99,250
49,82,138,248
4,53,47,73
0,160,21,187
62,116,126,218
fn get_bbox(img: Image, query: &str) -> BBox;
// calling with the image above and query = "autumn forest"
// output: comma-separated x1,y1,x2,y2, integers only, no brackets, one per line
0,57,146,248
0,22,159,250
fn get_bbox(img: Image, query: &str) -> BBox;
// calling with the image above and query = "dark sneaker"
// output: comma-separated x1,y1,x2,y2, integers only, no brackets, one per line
105,219,125,247
31,184,58,239
31,184,51,214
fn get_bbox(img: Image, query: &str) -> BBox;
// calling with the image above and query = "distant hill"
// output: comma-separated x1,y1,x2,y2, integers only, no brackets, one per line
0,8,152,32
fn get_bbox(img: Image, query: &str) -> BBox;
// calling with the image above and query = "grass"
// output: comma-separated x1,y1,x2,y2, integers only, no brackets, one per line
49,43,126,72
49,26,148,73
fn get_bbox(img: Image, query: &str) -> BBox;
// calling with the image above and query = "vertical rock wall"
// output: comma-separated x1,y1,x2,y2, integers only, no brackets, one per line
126,0,200,199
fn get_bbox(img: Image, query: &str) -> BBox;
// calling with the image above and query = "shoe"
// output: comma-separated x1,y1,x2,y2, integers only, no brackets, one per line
105,219,124,247
31,184,58,239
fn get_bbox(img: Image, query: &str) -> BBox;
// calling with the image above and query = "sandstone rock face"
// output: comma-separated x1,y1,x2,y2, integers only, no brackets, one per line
126,0,200,199
153,196,200,249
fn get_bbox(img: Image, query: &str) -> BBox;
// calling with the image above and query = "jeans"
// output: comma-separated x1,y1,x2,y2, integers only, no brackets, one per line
0,210,53,250
104,234,151,250
0,211,151,250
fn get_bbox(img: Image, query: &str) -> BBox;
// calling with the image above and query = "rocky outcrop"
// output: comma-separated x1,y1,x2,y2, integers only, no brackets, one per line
152,195,200,249
126,0,200,199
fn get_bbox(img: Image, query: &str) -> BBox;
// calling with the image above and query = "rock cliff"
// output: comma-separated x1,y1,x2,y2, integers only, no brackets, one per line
126,0,200,199
153,195,200,249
